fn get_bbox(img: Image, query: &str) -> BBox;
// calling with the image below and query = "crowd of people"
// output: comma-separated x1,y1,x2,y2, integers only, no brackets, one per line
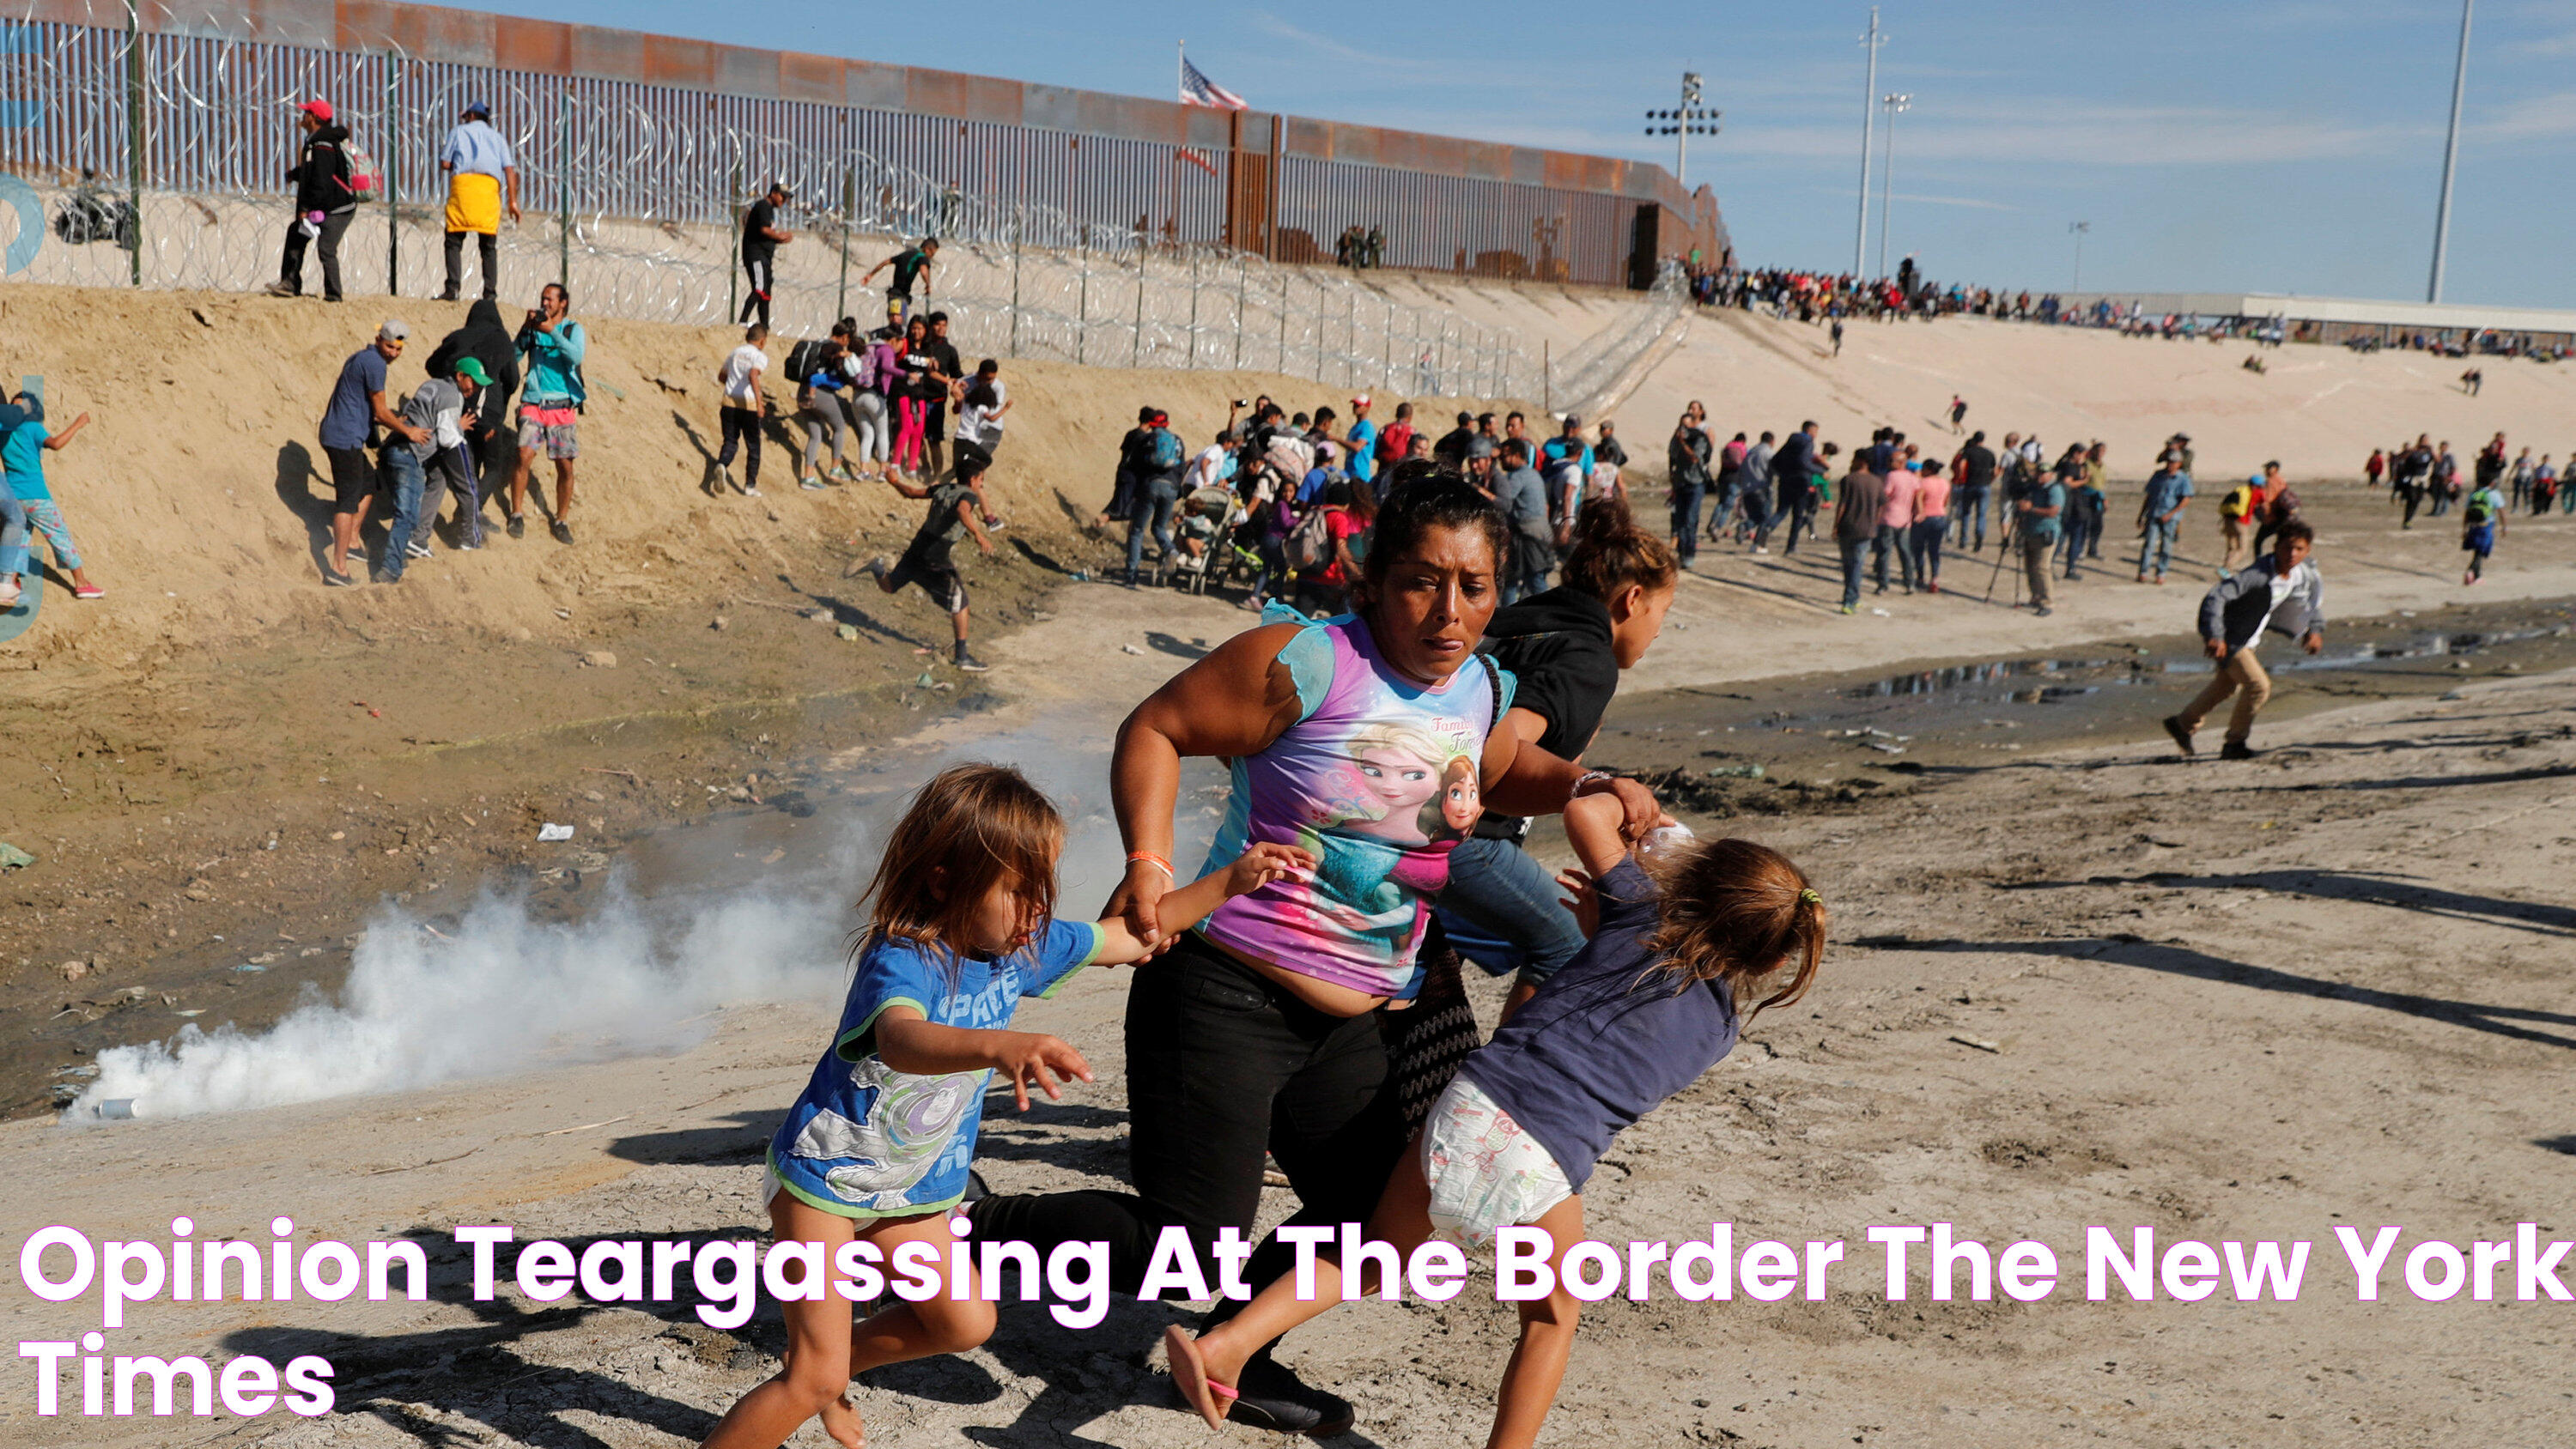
1685,258,2572,361
1084,395,1641,620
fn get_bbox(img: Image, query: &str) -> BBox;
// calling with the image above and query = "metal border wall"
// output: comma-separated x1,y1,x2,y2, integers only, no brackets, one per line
3,0,1725,282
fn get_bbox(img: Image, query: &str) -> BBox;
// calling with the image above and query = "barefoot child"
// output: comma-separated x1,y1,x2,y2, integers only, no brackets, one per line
1,391,103,601
1166,791,1827,1449
699,762,1309,1449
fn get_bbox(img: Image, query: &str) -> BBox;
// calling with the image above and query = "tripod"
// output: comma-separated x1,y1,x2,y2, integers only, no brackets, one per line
1983,509,2022,606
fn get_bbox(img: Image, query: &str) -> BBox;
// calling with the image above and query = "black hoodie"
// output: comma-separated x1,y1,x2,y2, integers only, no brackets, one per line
290,124,355,215
427,300,523,435
1474,585,1619,840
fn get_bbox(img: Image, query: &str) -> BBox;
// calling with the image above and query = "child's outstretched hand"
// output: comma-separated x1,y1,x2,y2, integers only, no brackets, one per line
1556,867,1601,938
990,1031,1093,1112
1224,841,1315,896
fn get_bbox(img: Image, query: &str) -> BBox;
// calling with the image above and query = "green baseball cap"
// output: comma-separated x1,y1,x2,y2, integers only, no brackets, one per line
453,356,491,386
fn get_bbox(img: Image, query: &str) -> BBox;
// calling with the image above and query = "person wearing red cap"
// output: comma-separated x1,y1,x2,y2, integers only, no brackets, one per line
266,101,359,303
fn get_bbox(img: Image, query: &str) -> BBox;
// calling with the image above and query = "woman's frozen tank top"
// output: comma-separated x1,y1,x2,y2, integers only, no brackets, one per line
1200,610,1511,1000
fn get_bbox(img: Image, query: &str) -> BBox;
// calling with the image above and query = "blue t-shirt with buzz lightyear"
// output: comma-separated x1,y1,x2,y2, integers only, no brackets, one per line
767,918,1103,1218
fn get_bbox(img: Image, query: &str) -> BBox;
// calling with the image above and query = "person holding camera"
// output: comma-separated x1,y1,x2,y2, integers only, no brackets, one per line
508,283,586,544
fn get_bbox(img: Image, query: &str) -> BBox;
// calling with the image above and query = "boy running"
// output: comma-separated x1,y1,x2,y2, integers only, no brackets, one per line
867,451,996,672
2461,475,2505,585
2163,521,2324,761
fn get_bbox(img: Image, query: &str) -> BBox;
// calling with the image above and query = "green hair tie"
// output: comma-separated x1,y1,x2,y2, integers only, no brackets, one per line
1799,888,1822,906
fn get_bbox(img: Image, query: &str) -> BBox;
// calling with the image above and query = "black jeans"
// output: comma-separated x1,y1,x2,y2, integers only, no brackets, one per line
442,229,499,300
716,405,762,488
969,934,1408,1306
739,253,775,327
279,208,355,300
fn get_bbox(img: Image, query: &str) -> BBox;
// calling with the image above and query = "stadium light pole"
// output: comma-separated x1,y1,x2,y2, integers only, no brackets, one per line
1875,93,1910,279
2427,0,2471,303
1644,72,1721,189
1855,7,1883,277
2069,221,2090,292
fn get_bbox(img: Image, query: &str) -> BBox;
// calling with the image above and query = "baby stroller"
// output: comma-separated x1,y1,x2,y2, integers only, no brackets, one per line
1174,484,1244,595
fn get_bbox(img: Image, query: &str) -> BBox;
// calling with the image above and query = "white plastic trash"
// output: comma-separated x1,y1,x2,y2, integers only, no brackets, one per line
538,823,575,842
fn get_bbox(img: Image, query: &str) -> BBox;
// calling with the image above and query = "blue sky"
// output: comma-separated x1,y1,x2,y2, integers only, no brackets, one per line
448,1,2576,308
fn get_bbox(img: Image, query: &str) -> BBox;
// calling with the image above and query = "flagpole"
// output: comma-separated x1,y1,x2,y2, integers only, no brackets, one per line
1178,39,1185,103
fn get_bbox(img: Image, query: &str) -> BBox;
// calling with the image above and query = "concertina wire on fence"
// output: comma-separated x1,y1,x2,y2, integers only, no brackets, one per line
3,9,1686,407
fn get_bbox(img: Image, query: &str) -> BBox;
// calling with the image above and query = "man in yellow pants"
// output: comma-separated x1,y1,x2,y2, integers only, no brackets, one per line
437,100,519,303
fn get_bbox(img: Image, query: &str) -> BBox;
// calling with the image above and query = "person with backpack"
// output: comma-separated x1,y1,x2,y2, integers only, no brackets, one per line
507,282,586,544
1122,409,1187,588
266,100,361,303
2217,473,2265,574
791,324,857,491
1288,477,1361,616
435,100,519,304
2461,473,2506,585
1096,404,1156,534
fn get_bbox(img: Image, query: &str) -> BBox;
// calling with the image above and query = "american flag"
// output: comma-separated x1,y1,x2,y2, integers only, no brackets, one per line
1179,52,1246,111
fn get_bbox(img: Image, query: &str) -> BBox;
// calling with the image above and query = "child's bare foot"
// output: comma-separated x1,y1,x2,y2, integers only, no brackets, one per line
1163,1324,1238,1429
820,1388,866,1449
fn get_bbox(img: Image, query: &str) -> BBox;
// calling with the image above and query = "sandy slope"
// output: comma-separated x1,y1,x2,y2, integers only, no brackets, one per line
3,654,2566,1448
1620,306,2576,487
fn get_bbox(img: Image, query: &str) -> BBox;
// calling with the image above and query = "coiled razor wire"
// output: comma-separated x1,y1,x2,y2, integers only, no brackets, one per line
1,10,1686,406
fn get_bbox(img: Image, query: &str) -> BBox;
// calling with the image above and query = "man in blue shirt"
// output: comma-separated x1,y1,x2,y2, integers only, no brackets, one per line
1343,395,1378,488
1540,415,1593,542
317,320,428,584
1493,439,1554,603
436,100,519,303
2136,459,2194,585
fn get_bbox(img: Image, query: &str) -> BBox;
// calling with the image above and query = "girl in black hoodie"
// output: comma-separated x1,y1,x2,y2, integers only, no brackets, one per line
1438,498,1680,1016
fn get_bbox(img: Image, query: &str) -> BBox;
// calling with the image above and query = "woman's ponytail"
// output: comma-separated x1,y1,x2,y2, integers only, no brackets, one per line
1560,495,1680,603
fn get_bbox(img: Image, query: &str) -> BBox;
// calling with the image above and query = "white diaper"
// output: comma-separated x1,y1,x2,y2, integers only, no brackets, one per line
1419,1076,1573,1245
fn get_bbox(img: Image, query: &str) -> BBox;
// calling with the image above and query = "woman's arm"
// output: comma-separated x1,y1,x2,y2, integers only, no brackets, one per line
1478,721,1658,837
1559,791,1629,880
874,1005,1092,1112
1106,623,1309,943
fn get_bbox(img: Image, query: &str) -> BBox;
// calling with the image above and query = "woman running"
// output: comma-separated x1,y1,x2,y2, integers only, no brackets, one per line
970,476,1659,1436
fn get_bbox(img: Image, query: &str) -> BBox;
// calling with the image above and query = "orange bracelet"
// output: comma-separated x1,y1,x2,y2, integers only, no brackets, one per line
1127,851,1175,879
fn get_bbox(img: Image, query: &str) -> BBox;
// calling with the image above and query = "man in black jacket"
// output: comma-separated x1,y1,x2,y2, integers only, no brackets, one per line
2163,521,2325,761
426,300,523,541
266,100,357,302
1953,430,1997,550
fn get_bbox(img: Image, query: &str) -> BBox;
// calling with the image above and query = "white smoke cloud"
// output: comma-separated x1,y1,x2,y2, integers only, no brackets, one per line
63,731,1188,1124
66,862,856,1122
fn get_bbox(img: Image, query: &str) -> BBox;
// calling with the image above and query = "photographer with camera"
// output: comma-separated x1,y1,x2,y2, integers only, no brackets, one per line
507,283,587,544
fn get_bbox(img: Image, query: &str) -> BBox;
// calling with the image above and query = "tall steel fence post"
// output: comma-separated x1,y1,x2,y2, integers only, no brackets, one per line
1076,228,1090,365
1276,270,1288,376
556,86,572,287
1233,255,1247,371
1187,247,1200,370
1542,337,1551,412
1008,204,1022,359
384,58,398,295
123,1,142,286
1382,300,1394,392
1345,288,1356,387
1131,234,1145,367
835,159,853,323
726,158,741,324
